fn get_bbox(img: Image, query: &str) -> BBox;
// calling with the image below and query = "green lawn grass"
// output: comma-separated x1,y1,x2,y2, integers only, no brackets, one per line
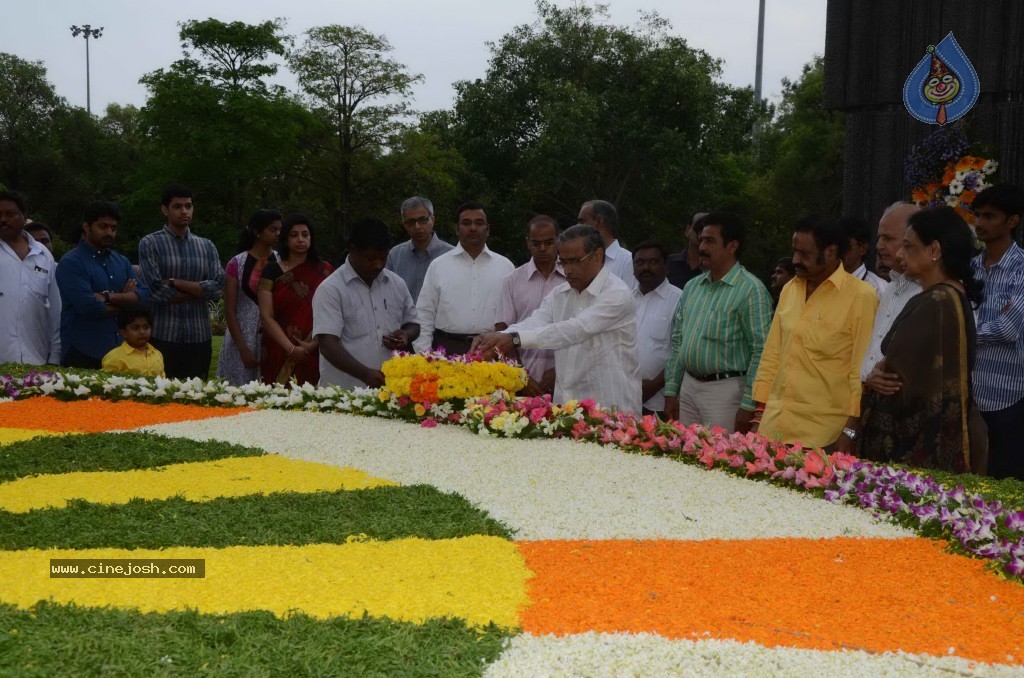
0,602,511,677
0,433,262,483
0,485,514,550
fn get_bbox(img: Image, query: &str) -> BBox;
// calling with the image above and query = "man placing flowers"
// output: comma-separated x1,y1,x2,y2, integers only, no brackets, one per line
471,224,641,415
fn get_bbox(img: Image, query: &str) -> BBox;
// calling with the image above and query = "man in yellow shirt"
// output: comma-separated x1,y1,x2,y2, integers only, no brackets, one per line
751,216,878,450
101,304,166,378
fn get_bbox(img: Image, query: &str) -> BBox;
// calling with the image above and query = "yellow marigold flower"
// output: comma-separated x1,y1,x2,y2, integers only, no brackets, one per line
1,537,530,628
414,404,426,417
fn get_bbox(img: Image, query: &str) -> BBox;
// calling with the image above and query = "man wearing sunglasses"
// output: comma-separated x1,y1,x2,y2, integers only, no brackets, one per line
472,224,641,415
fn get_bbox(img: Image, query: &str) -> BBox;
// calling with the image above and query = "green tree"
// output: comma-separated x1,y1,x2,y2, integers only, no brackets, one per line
442,2,759,253
287,25,423,240
740,56,846,275
0,53,65,195
137,19,311,254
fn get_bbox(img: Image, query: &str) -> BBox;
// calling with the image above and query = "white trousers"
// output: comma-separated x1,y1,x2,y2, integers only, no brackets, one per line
676,372,745,432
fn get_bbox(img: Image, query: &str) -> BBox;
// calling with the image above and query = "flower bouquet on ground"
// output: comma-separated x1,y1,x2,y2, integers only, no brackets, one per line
377,349,528,422
905,123,998,224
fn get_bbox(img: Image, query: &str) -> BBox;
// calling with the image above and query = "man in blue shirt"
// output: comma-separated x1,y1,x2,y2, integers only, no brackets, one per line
56,201,148,369
971,184,1024,480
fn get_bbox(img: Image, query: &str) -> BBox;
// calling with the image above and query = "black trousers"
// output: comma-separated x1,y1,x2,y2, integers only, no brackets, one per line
152,339,212,380
62,346,102,370
431,330,477,357
982,397,1024,481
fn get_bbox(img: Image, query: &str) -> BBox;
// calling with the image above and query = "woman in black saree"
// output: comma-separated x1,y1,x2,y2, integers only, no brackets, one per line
858,207,983,473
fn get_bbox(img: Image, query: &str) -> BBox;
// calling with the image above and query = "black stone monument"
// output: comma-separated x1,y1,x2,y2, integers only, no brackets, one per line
824,0,1024,223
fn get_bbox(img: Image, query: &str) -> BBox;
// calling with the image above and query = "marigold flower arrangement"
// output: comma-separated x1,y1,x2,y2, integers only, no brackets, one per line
379,350,528,405
905,123,998,224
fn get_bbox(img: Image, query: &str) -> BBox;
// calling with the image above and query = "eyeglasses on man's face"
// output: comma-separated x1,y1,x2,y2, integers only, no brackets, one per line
556,251,597,268
403,215,432,227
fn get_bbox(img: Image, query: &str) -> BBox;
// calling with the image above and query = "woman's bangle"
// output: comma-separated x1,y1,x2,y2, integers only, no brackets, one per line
287,345,297,357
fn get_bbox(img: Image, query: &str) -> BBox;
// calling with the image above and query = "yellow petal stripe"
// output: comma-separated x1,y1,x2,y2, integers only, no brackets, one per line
0,455,396,513
0,428,75,446
0,537,530,628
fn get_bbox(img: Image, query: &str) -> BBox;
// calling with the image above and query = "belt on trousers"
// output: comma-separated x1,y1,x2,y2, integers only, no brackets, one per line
434,329,479,343
686,370,746,383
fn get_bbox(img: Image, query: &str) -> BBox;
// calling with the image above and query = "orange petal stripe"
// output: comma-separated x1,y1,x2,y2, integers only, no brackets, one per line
518,538,1024,666
0,397,249,432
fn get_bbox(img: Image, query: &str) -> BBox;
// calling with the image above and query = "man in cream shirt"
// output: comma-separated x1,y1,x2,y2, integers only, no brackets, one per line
414,201,514,355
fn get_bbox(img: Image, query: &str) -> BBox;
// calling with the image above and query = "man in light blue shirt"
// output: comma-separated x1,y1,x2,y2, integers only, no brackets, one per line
971,184,1024,480
385,196,453,303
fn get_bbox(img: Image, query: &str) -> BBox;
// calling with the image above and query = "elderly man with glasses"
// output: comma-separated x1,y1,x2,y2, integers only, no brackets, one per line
385,196,454,303
472,224,641,414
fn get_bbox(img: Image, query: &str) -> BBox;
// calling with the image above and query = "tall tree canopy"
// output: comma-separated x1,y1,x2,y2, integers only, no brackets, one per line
136,19,310,250
443,1,759,252
288,25,423,239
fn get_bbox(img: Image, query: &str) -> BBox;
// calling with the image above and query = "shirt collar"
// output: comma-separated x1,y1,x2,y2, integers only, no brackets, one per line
78,239,110,257
852,262,867,279
605,239,624,259
408,233,445,255
978,242,1024,269
341,260,390,286
697,261,743,287
634,277,674,298
581,265,612,297
525,258,565,280
162,224,191,240
122,342,152,355
824,263,851,289
452,242,492,259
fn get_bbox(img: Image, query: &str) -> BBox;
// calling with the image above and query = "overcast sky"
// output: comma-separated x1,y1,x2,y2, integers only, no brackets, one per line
8,0,826,114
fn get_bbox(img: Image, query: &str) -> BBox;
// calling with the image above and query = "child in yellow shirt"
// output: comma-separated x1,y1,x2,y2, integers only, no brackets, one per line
101,303,166,377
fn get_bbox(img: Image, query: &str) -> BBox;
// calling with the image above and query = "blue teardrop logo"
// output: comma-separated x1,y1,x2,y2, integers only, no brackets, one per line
903,32,980,125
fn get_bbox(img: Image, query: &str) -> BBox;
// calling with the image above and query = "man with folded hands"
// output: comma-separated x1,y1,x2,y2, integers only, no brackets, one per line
313,218,419,389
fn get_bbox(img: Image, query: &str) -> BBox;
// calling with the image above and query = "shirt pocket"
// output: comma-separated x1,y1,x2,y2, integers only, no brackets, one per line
26,269,52,307
648,313,673,342
801,317,851,372
343,299,374,340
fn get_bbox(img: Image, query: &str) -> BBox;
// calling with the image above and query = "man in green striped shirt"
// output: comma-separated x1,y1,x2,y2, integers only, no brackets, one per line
663,213,774,432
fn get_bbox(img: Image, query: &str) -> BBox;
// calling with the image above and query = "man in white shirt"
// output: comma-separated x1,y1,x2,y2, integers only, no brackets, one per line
472,224,642,415
859,202,922,394
578,200,633,283
0,190,61,365
632,240,683,417
413,202,514,355
495,215,566,397
840,215,889,298
313,218,420,389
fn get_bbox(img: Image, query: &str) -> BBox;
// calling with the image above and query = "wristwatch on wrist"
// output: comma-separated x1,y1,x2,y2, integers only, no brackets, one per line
168,278,176,290
842,426,858,440
510,332,521,348
102,290,111,304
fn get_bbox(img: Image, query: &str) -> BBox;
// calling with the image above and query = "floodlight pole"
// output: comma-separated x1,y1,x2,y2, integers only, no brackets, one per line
753,0,766,141
70,24,104,114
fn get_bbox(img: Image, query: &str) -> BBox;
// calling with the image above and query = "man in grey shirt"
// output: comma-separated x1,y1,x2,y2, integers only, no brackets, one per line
313,218,419,389
385,196,454,302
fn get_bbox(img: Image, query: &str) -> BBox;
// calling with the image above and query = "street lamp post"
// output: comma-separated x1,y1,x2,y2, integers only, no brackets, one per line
69,24,104,114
